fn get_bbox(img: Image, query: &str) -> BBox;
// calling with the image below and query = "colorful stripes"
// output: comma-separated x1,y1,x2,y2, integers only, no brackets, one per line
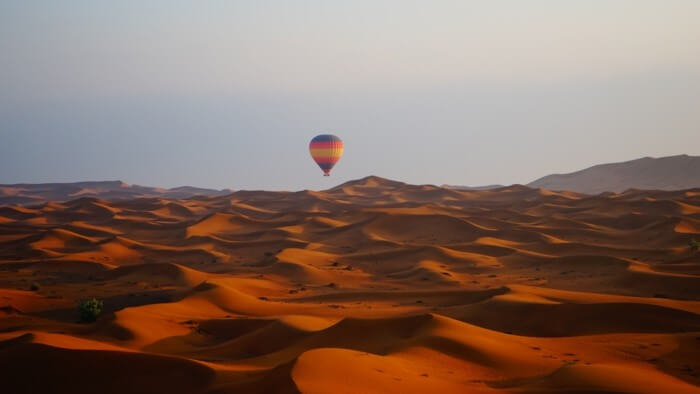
309,134,343,175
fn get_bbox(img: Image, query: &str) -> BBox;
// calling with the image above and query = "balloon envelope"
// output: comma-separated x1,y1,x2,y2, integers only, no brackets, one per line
309,134,343,176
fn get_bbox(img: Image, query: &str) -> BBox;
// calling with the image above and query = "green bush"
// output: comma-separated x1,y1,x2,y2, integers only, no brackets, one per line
78,298,103,322
690,238,699,252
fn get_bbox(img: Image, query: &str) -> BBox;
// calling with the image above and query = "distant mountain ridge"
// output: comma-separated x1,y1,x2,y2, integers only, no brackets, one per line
3,155,699,205
527,154,700,194
0,181,231,205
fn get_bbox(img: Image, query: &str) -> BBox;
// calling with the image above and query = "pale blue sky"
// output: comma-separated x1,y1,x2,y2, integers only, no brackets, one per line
2,1,699,190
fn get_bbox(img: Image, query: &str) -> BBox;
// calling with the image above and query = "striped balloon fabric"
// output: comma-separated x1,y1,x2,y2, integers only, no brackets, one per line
309,134,344,176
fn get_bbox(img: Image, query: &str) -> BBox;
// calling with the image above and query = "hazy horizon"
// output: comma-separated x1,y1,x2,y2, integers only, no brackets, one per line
2,1,699,190
0,154,697,193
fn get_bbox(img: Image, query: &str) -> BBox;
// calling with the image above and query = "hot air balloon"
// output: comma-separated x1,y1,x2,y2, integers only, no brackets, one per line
309,134,344,176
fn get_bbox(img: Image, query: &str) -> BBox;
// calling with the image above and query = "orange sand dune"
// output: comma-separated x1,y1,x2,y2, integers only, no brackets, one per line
1,176,699,393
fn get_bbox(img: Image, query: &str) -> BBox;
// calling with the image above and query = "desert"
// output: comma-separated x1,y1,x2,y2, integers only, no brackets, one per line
1,176,699,393
4,1,700,392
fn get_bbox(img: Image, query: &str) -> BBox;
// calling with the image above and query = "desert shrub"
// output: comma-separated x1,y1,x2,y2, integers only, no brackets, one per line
78,298,103,322
690,238,699,252
29,282,41,291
